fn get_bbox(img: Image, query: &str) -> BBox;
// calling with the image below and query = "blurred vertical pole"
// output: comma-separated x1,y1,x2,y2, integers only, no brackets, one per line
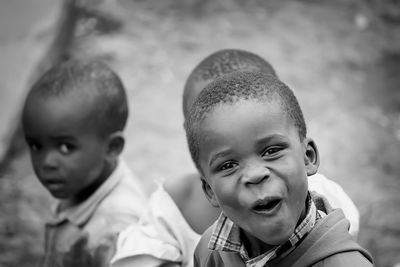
0,0,79,172
33,0,79,75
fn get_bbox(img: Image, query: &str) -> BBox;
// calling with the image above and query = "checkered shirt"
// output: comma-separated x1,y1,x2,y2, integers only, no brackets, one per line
207,192,325,267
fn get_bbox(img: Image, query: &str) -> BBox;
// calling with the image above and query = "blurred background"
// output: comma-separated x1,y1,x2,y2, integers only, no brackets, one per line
0,0,399,266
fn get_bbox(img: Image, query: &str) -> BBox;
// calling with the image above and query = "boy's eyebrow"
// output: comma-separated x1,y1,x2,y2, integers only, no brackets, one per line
208,149,232,167
255,134,287,145
49,135,76,141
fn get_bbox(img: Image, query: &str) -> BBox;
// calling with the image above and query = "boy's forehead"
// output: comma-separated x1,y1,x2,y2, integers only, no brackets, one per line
199,99,282,130
23,97,102,138
202,96,284,118
197,98,297,137
26,90,97,118
196,100,298,159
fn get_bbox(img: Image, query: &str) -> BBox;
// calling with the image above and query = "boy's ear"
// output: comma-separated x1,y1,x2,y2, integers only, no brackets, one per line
106,131,125,158
201,176,220,208
304,137,320,176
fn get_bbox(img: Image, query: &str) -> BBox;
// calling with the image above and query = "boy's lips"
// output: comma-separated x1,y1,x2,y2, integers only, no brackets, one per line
43,178,65,188
251,196,283,216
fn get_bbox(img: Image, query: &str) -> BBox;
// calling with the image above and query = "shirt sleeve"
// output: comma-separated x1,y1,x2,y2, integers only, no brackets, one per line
112,255,178,267
111,182,201,267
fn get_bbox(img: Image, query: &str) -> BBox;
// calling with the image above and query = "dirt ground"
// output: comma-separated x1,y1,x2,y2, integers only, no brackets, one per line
1,0,400,266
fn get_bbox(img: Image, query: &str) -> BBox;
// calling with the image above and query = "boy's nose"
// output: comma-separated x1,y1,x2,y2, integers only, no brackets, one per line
41,151,59,170
242,161,270,185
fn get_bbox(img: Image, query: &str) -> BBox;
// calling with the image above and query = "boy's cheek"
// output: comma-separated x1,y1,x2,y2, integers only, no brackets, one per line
212,184,241,207
31,163,43,179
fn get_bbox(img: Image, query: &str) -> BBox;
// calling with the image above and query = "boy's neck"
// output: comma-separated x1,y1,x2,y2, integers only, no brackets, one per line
241,229,274,258
68,160,117,207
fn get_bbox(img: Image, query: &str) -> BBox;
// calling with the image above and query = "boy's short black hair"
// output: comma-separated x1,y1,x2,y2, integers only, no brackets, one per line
27,59,128,136
185,70,307,172
183,49,277,116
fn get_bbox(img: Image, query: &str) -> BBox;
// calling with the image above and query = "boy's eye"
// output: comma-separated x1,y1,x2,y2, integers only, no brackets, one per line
26,140,41,152
262,146,283,157
217,161,238,172
29,143,40,151
59,143,74,154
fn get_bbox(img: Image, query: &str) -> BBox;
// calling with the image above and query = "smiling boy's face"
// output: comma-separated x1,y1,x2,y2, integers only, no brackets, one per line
198,99,317,248
22,93,110,200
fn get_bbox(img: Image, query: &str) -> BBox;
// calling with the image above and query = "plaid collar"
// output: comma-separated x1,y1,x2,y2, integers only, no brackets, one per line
208,192,323,267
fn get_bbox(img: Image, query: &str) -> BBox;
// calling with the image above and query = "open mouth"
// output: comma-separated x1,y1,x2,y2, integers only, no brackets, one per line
252,197,282,214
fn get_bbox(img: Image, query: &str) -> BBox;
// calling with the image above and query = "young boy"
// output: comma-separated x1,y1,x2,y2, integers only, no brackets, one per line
22,59,147,267
186,70,373,266
166,49,359,237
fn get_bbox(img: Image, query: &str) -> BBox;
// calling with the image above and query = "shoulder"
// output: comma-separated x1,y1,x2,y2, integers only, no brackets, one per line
280,210,373,267
89,174,148,232
308,173,360,238
313,251,373,267
311,212,373,267
100,163,147,212
196,225,213,251
165,173,199,206
194,225,216,267
165,173,221,234
115,161,148,200
308,173,354,204
308,173,343,193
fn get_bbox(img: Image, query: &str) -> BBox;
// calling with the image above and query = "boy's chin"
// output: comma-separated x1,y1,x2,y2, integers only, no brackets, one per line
48,189,70,199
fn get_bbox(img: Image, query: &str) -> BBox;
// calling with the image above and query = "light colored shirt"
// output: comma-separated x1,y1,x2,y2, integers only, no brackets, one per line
111,180,201,267
41,159,147,267
308,173,359,238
